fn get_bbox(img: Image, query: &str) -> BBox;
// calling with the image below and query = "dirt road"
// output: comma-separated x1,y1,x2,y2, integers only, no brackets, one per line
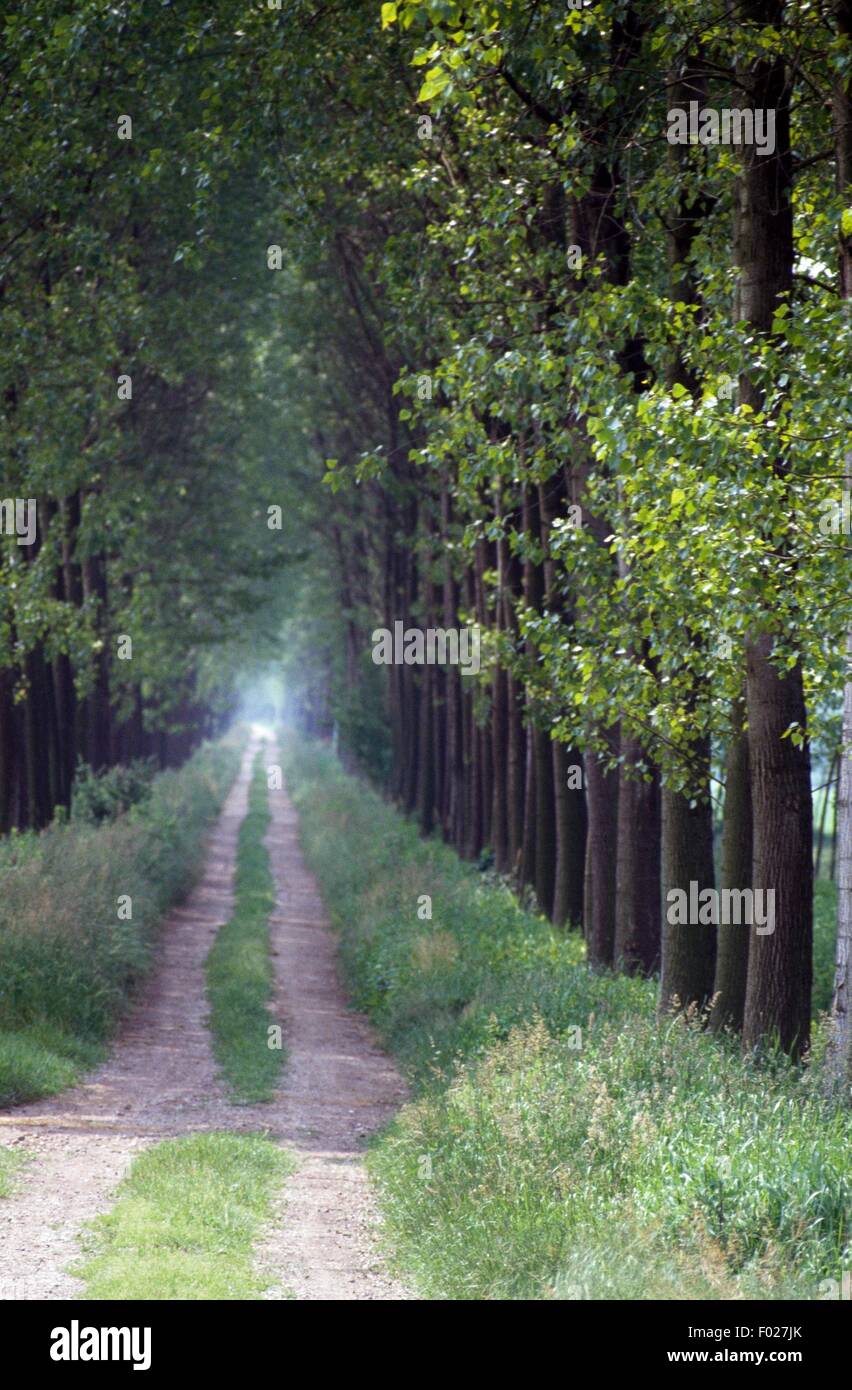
0,738,408,1300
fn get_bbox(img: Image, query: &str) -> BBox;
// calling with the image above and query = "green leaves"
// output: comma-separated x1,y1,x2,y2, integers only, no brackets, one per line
417,65,450,102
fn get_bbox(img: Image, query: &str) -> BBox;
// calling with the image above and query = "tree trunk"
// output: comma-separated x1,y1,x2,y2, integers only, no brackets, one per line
474,537,493,852
520,712,537,889
501,531,526,874
742,636,813,1057
711,710,753,1033
735,3,813,1058
538,475,585,925
614,737,661,974
584,740,620,968
826,0,852,1087
462,568,482,859
0,668,17,833
659,749,716,1014
552,737,586,928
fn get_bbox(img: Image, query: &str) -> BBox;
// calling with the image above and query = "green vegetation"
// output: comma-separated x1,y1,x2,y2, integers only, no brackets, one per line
76,1132,293,1301
0,1148,26,1199
0,738,241,1107
205,748,283,1103
70,757,159,826
286,738,851,1301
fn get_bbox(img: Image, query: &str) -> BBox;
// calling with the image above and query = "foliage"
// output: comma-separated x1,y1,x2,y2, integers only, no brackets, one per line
70,757,158,825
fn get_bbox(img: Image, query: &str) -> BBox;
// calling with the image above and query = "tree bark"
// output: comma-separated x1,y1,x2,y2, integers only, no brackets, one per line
614,737,661,974
711,709,753,1033
736,1,813,1058
825,0,852,1084
584,740,620,968
659,746,717,1014
742,636,813,1056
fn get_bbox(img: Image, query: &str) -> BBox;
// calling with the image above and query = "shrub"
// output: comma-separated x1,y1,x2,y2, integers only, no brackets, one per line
70,756,159,825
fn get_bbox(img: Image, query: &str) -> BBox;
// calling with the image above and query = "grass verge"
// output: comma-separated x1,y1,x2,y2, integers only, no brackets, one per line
0,736,243,1107
75,1132,294,1299
0,1147,26,1199
205,745,284,1102
284,736,851,1301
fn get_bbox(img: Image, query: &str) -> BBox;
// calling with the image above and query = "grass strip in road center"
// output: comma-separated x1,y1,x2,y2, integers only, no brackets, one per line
75,1132,294,1300
206,746,284,1102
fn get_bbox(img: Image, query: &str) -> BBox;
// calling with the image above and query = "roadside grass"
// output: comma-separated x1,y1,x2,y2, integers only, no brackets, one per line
75,1132,294,1300
284,736,851,1302
205,747,284,1102
0,737,243,1108
0,1146,26,1198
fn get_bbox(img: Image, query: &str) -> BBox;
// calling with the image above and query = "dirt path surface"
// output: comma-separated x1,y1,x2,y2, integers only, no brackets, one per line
0,737,409,1301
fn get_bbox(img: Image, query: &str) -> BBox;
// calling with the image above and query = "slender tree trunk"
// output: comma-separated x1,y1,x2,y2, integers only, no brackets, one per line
826,0,852,1082
474,537,493,851
831,771,840,884
533,725,556,916
491,658,510,872
711,708,753,1033
0,668,17,833
23,649,52,827
566,442,620,959
736,6,813,1057
416,558,436,834
614,737,661,974
432,663,446,829
441,483,464,846
520,716,537,890
659,741,716,1014
538,474,585,925
815,753,838,881
552,738,586,928
463,568,482,859
584,741,620,968
831,671,852,1081
80,553,111,771
400,544,419,814
743,636,813,1056
502,532,526,874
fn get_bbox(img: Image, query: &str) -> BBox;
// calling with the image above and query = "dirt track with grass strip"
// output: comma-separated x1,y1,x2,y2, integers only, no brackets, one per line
0,737,408,1301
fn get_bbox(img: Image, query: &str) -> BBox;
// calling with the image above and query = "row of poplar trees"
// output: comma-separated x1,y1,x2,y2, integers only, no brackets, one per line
267,0,852,1082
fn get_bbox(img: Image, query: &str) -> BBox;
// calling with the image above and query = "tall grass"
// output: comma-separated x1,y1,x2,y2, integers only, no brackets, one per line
0,737,242,1106
284,737,851,1301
